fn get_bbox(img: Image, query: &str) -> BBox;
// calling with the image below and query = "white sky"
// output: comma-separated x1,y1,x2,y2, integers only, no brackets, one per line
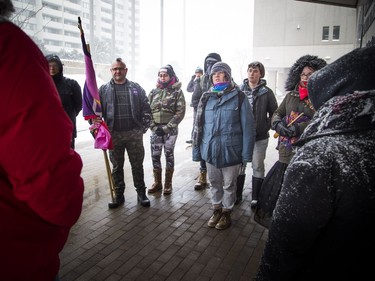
139,0,254,90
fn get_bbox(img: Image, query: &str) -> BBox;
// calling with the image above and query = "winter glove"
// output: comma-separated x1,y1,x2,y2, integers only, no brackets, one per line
275,121,294,137
155,126,165,136
288,123,300,137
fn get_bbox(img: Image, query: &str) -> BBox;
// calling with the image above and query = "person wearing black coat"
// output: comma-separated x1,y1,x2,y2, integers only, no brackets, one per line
186,66,203,144
256,46,375,281
46,54,82,149
239,61,278,207
254,55,326,228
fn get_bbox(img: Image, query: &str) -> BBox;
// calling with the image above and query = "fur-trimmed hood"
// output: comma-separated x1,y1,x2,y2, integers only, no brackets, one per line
285,55,327,91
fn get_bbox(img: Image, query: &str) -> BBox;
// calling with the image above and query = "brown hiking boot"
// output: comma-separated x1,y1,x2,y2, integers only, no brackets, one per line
208,208,222,227
194,170,207,190
215,211,232,230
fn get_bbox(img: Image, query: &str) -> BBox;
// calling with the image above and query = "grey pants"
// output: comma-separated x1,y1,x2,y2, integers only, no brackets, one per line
206,162,241,210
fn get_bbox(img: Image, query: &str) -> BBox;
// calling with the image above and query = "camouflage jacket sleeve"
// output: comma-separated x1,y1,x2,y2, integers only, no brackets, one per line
166,89,186,131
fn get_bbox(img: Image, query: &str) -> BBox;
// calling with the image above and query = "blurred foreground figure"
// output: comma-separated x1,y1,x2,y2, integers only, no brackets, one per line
0,1,84,280
256,46,375,280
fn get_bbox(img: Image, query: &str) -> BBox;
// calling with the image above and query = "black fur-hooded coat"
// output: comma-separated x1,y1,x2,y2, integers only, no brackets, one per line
271,55,326,163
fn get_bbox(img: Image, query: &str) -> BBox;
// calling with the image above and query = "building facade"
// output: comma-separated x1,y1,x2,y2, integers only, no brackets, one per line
12,0,140,78
297,0,375,48
253,0,357,95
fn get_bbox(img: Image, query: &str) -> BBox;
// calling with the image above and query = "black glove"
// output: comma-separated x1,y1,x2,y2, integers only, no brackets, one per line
275,122,293,137
155,126,165,136
288,124,300,137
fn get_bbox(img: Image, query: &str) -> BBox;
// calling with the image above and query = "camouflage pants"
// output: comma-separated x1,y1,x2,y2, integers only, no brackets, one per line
109,129,146,193
150,127,178,169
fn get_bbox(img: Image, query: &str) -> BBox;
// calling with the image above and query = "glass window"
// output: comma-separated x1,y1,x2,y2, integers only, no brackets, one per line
322,26,329,41
333,25,340,40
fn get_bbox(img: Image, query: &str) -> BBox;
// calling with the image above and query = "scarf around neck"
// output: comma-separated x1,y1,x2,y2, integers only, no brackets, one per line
193,83,235,146
299,81,309,100
157,76,176,89
212,82,230,92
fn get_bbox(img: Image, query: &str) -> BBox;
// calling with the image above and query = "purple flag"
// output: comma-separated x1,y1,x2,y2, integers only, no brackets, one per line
78,17,102,120
78,17,112,150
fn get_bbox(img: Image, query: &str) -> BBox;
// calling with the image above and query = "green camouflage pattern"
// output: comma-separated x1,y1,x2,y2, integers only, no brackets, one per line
148,81,186,134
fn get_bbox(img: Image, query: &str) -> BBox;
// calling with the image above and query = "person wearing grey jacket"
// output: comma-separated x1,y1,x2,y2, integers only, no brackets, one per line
193,62,255,230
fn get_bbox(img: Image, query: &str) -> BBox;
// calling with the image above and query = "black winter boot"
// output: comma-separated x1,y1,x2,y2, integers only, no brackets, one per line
137,190,150,207
235,174,246,205
108,187,125,209
251,177,264,209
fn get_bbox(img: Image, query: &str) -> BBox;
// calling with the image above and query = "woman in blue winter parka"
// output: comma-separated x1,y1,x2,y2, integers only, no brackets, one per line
193,62,255,230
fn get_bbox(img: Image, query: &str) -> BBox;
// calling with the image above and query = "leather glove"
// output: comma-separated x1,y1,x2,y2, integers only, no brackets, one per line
288,124,300,137
275,122,294,137
155,126,165,136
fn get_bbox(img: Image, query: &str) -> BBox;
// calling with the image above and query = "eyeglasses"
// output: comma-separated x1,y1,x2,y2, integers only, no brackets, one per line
300,72,313,78
111,67,126,72
159,74,169,78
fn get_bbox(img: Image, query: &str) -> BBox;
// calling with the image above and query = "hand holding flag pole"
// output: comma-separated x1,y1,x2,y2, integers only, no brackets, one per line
273,112,304,138
78,17,119,209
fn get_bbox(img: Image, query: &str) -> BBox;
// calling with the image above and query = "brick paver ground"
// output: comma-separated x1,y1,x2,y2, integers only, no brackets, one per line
59,105,275,281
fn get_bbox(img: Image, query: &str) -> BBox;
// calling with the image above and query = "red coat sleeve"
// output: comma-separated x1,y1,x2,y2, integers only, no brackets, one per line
0,22,84,228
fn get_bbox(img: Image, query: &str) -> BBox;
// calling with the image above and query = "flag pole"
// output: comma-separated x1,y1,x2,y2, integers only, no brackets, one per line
78,17,119,208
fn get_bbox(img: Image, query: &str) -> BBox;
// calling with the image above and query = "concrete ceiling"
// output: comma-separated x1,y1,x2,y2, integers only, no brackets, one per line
295,0,358,8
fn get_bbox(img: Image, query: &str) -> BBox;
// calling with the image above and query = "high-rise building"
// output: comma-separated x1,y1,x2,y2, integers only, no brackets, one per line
12,0,140,77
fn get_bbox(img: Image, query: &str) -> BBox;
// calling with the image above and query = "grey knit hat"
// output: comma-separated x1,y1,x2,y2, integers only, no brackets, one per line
210,62,231,83
195,67,203,74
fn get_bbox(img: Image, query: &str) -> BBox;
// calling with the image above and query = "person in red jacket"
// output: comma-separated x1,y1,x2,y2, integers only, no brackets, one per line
0,1,84,280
